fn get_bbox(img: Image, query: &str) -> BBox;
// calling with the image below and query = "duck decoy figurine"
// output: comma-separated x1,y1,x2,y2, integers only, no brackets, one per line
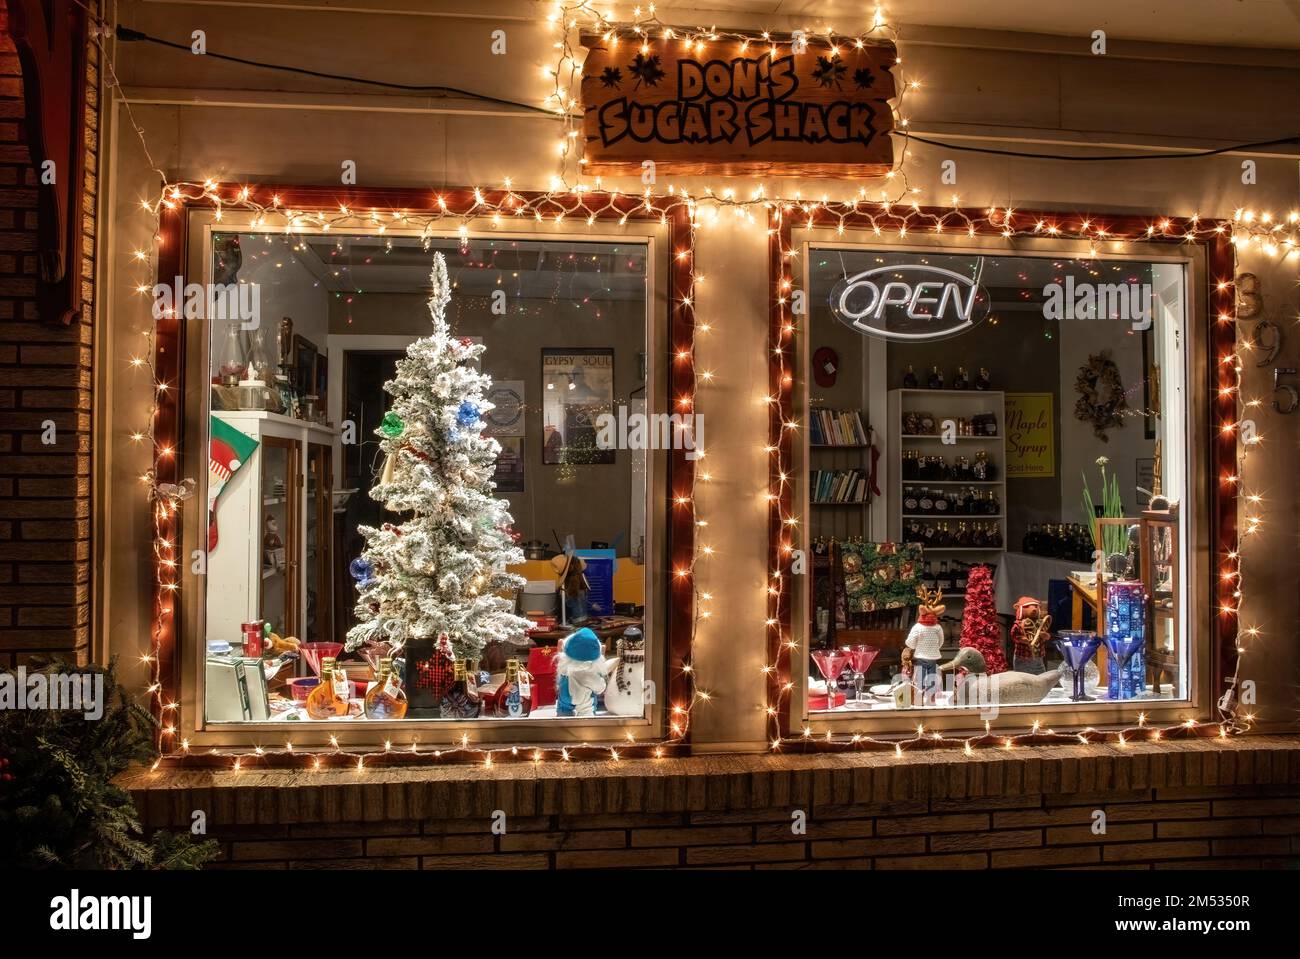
939,647,1063,706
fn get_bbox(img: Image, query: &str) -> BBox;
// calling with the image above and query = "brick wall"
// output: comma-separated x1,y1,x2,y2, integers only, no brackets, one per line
125,736,1300,870
0,0,98,665
190,785,1300,871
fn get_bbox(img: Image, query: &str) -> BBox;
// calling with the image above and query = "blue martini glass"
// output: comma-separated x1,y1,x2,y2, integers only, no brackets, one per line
1055,632,1101,701
1104,634,1145,700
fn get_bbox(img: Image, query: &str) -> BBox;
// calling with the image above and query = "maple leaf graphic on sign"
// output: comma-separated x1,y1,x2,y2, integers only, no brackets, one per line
629,52,666,88
853,67,876,89
599,66,623,88
813,55,847,89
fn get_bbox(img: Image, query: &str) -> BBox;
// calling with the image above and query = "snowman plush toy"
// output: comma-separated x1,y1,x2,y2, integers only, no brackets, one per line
555,627,610,718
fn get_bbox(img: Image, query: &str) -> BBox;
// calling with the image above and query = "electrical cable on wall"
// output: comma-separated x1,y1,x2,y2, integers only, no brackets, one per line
114,25,1300,159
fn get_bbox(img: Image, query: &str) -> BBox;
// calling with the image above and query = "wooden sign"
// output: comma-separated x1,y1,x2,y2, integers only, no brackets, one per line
1005,393,1056,478
580,34,896,177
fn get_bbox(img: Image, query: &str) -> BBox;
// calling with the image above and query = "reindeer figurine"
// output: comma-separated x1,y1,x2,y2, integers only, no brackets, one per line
903,584,947,706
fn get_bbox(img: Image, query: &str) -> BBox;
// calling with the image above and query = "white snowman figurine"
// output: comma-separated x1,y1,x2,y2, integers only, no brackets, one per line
555,627,609,718
602,627,646,717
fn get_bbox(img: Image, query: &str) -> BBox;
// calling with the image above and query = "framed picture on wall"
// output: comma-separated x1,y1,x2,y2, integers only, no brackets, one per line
492,436,525,493
541,348,615,465
294,335,318,395
484,380,525,436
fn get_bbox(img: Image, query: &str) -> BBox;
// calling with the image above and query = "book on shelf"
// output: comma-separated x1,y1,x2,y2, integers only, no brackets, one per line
810,408,869,447
812,469,869,504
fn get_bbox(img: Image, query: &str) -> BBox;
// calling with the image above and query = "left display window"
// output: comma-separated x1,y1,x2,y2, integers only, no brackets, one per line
174,198,685,747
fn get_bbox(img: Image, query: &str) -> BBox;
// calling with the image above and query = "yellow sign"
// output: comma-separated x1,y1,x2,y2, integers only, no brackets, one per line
1005,393,1055,478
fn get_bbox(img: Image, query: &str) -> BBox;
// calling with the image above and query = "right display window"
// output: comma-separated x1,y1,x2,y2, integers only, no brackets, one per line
800,243,1191,715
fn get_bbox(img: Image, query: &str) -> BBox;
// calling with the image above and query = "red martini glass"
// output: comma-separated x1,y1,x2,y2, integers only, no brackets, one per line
845,645,880,701
811,649,852,709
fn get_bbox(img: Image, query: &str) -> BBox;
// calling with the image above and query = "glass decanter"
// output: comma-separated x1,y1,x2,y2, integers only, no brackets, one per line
364,657,408,719
306,657,349,719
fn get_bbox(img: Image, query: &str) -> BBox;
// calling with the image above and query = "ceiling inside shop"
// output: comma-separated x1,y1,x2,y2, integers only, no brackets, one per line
224,232,650,299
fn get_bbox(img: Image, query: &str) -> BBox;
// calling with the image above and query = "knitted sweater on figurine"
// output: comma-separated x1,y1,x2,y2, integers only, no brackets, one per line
905,588,946,662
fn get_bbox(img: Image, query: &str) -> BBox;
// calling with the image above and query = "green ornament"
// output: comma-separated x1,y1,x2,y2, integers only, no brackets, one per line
380,411,405,437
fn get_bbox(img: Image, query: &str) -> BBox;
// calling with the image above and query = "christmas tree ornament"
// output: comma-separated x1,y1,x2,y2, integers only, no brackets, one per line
349,556,375,588
555,627,608,718
345,253,529,658
958,564,1008,673
456,400,481,428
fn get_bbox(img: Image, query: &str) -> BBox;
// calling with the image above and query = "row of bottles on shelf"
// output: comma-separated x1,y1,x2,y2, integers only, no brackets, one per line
903,486,1000,516
902,365,993,391
1022,523,1095,563
901,409,999,437
920,559,980,593
905,519,1004,549
902,449,997,482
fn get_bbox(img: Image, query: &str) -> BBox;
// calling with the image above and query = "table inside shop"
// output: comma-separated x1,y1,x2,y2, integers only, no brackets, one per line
527,615,644,648
1067,572,1112,683
994,551,1089,616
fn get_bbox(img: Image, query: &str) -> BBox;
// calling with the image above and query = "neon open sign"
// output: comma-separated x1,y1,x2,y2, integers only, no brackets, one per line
829,263,988,341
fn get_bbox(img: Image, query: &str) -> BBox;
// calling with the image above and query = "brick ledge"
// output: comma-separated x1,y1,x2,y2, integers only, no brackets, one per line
121,736,1300,828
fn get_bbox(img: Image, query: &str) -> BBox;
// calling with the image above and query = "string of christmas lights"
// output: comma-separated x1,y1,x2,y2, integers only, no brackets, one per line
763,201,1272,754
85,4,1291,772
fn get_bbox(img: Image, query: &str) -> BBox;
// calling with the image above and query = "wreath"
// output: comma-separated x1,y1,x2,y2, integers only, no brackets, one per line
1074,350,1127,441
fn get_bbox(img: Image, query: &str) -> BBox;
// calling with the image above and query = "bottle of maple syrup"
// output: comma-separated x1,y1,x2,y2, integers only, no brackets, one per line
306,657,349,719
364,657,408,720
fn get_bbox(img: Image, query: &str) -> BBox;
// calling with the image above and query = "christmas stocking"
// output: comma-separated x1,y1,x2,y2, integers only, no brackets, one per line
209,415,259,551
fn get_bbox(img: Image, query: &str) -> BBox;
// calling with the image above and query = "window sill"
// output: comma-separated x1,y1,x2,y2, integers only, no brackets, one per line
121,735,1300,829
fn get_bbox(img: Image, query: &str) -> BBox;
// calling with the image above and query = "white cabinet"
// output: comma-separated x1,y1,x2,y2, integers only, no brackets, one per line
207,412,339,647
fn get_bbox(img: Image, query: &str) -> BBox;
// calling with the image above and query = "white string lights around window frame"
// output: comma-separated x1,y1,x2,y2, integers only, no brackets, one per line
91,5,1293,772
763,201,1271,755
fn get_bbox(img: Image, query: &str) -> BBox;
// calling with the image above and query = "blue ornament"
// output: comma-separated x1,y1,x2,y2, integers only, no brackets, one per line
456,400,481,428
349,557,375,588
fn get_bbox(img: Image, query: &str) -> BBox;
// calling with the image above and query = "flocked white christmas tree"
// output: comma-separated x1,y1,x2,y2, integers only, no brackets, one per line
345,252,529,660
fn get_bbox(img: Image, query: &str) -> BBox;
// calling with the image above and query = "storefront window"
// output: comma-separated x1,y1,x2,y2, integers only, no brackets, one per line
800,243,1190,715
198,227,667,728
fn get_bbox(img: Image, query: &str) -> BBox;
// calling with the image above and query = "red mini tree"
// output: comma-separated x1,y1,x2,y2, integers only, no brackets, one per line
959,564,1008,674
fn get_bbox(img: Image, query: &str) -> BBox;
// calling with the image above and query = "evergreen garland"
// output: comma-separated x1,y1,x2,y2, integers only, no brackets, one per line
0,658,218,870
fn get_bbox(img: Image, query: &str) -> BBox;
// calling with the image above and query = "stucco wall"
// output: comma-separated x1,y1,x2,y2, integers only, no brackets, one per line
98,2,1300,749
